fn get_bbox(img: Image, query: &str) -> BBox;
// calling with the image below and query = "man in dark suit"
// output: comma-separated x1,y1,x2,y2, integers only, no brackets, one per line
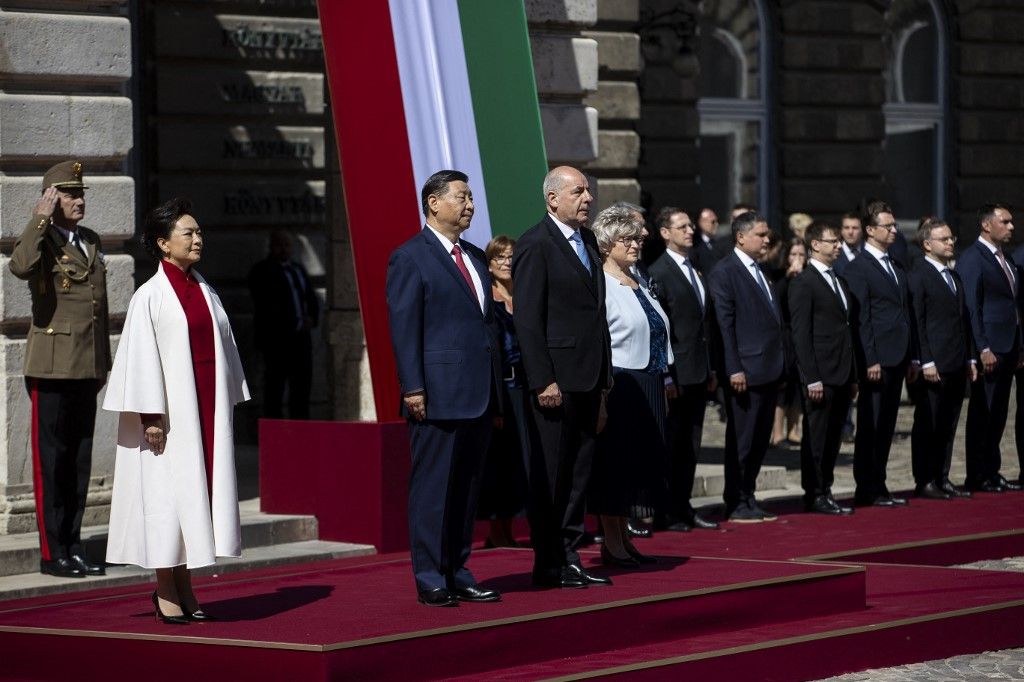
957,203,1023,493
692,207,721,274
649,207,720,531
788,220,857,515
513,166,614,589
845,200,917,507
248,230,319,419
708,211,784,522
834,212,862,277
909,217,977,500
386,170,503,607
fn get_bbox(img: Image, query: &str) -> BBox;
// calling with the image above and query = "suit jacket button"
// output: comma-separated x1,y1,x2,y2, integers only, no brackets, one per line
46,328,54,335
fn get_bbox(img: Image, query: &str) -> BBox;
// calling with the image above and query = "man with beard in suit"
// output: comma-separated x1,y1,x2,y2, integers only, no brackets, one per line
957,204,1023,493
909,217,976,500
514,166,614,589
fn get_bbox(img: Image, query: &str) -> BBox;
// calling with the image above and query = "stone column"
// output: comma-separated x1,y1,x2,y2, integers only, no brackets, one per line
526,0,600,173
0,4,135,533
778,1,886,221
952,2,1024,236
585,0,642,208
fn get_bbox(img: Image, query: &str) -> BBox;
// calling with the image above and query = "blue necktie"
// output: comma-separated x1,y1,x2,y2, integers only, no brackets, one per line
683,258,704,310
569,231,592,274
882,255,898,285
752,263,772,302
942,268,956,295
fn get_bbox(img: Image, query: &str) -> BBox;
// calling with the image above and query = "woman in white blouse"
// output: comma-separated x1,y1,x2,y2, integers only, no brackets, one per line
589,206,675,568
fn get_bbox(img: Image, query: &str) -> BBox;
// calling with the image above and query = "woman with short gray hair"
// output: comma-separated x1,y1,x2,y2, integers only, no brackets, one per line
589,206,674,568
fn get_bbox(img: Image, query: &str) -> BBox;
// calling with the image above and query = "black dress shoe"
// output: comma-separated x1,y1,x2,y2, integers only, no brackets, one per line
915,482,953,500
600,545,639,569
995,475,1023,491
185,608,217,622
151,592,190,625
940,479,972,498
870,496,897,507
532,570,587,589
69,554,105,576
626,521,652,538
453,585,501,602
968,479,1006,493
748,500,778,521
565,563,612,586
727,503,765,523
40,558,85,578
824,494,854,515
685,512,720,530
806,495,844,515
417,587,458,607
662,520,692,532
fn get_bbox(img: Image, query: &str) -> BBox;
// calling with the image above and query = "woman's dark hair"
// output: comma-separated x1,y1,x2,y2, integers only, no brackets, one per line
485,235,516,262
143,197,193,259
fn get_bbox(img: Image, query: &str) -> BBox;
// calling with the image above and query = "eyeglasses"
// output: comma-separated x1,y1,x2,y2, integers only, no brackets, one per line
616,237,644,246
874,223,898,231
815,238,840,245
490,255,512,263
929,236,957,244
674,223,696,230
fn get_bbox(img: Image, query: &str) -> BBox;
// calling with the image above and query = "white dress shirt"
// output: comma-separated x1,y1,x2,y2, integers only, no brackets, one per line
863,242,898,283
733,247,772,301
664,248,705,306
425,225,486,313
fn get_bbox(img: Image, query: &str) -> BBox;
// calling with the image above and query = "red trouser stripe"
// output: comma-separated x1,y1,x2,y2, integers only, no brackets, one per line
30,379,51,561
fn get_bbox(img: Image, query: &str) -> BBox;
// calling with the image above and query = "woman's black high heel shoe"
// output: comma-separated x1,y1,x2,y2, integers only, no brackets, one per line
600,544,640,569
151,591,190,625
625,544,657,564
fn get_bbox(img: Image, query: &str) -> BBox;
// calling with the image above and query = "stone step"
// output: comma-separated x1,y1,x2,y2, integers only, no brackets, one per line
691,463,789,499
0,498,320,578
0,539,375,602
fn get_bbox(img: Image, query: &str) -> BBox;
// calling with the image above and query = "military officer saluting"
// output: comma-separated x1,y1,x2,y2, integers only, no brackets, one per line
9,160,111,578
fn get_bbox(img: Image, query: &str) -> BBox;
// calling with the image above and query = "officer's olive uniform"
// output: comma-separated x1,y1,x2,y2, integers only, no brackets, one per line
9,165,110,563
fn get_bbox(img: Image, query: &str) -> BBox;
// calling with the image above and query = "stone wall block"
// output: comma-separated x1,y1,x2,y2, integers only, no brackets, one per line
780,2,883,34
585,130,639,170
597,0,638,23
158,123,325,171
638,140,699,177
0,11,131,83
582,30,640,74
0,94,132,161
157,67,325,117
584,81,639,120
637,103,699,138
958,112,1024,142
959,144,1024,177
957,79,1024,109
783,145,882,177
540,104,599,163
640,65,698,103
0,176,135,242
782,110,884,141
781,74,884,106
959,11,1024,41
957,178,1024,210
782,38,883,71
782,180,884,214
154,8,323,64
531,35,598,95
640,179,701,214
525,0,597,27
959,44,1024,75
156,175,325,228
594,178,640,210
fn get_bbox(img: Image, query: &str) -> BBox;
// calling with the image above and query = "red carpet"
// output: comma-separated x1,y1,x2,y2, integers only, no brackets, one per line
1,491,1022,681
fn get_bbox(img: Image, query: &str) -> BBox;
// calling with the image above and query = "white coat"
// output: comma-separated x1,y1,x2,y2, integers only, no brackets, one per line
103,266,249,569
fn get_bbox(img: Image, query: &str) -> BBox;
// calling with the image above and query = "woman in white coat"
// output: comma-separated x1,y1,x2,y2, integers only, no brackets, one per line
104,197,249,624
588,206,674,568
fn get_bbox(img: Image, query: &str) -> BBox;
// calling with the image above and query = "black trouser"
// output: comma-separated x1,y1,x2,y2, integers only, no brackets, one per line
800,384,852,501
723,382,778,509
854,364,906,500
966,354,1015,485
911,368,967,487
525,389,600,577
262,330,313,419
665,381,708,517
29,378,99,561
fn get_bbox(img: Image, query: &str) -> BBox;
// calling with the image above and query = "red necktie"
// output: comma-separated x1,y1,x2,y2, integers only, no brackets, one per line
451,244,479,304
996,249,1017,296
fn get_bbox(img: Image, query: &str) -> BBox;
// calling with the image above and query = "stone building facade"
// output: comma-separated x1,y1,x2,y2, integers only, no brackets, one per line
1,0,1023,534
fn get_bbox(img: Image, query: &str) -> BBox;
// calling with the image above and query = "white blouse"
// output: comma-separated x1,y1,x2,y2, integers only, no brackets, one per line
604,272,674,371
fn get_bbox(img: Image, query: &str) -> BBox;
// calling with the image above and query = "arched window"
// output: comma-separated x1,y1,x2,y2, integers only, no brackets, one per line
697,0,770,219
883,0,947,225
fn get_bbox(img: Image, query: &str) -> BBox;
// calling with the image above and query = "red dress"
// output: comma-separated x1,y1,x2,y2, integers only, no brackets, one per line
161,260,217,495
